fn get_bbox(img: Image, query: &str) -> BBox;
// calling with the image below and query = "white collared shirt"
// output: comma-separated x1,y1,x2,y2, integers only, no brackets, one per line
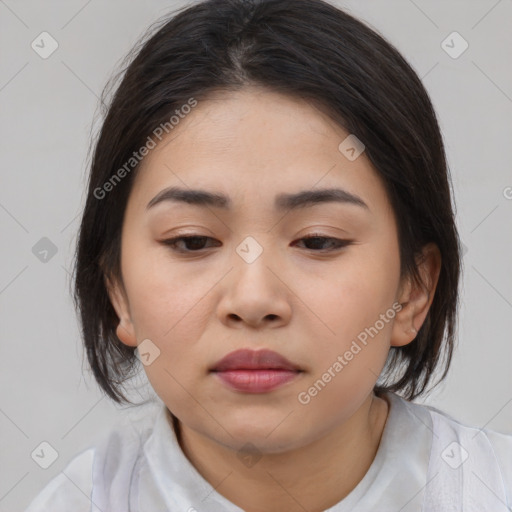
25,391,512,511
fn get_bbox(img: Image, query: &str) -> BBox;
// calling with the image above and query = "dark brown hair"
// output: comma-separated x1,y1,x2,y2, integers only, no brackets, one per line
72,0,462,405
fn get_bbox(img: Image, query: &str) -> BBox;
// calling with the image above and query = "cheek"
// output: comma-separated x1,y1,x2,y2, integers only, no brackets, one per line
312,249,398,321
122,246,213,339
122,248,222,364
300,246,399,369
123,254,214,408
295,269,393,420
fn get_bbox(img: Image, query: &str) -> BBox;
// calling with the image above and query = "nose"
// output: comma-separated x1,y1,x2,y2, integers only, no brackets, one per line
216,249,292,329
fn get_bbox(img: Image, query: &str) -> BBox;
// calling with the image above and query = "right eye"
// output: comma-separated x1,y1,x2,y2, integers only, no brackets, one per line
161,235,221,253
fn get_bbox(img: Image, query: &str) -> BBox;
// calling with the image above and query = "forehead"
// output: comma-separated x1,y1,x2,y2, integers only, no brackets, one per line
127,86,392,219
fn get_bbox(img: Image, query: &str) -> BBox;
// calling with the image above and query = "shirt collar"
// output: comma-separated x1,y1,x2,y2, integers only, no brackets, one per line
140,391,433,511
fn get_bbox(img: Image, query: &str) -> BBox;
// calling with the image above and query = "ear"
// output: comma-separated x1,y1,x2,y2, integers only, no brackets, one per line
104,274,138,348
390,242,442,348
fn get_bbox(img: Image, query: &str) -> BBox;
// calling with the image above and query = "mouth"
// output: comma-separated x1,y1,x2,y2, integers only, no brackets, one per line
209,349,303,393
209,348,303,372
211,368,303,393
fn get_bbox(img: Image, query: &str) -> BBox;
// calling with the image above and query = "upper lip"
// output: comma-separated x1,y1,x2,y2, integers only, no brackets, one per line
210,349,302,372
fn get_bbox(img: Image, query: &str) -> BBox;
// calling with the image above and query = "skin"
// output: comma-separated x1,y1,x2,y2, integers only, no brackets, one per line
106,85,441,512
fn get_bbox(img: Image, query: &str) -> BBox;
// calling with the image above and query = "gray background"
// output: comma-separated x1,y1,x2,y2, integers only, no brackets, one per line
1,0,511,510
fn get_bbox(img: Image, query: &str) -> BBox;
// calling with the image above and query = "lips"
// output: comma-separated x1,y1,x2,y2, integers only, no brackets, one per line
210,348,302,372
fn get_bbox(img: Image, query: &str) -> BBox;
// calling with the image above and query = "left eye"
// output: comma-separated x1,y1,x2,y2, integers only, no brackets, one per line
292,235,352,251
161,234,352,254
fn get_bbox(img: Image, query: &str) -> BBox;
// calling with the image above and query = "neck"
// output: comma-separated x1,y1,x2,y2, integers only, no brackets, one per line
173,391,390,512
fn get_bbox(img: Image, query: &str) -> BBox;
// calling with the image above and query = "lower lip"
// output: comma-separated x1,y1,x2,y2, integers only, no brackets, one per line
212,369,301,393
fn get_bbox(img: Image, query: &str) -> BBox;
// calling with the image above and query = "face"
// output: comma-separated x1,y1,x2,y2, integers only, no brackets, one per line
107,86,437,453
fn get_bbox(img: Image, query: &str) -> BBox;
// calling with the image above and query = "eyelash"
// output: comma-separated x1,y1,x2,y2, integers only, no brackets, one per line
161,234,353,254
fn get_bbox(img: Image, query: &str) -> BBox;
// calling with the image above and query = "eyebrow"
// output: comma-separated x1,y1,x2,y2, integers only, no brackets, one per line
146,186,369,212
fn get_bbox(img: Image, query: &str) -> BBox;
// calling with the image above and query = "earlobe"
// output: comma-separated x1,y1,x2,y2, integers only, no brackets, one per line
390,242,441,348
104,274,138,348
115,321,138,347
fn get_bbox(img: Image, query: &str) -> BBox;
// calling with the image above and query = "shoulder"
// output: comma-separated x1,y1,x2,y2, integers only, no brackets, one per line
485,428,512,487
396,394,512,507
24,448,95,512
423,399,512,465
25,403,162,512
393,392,512,454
